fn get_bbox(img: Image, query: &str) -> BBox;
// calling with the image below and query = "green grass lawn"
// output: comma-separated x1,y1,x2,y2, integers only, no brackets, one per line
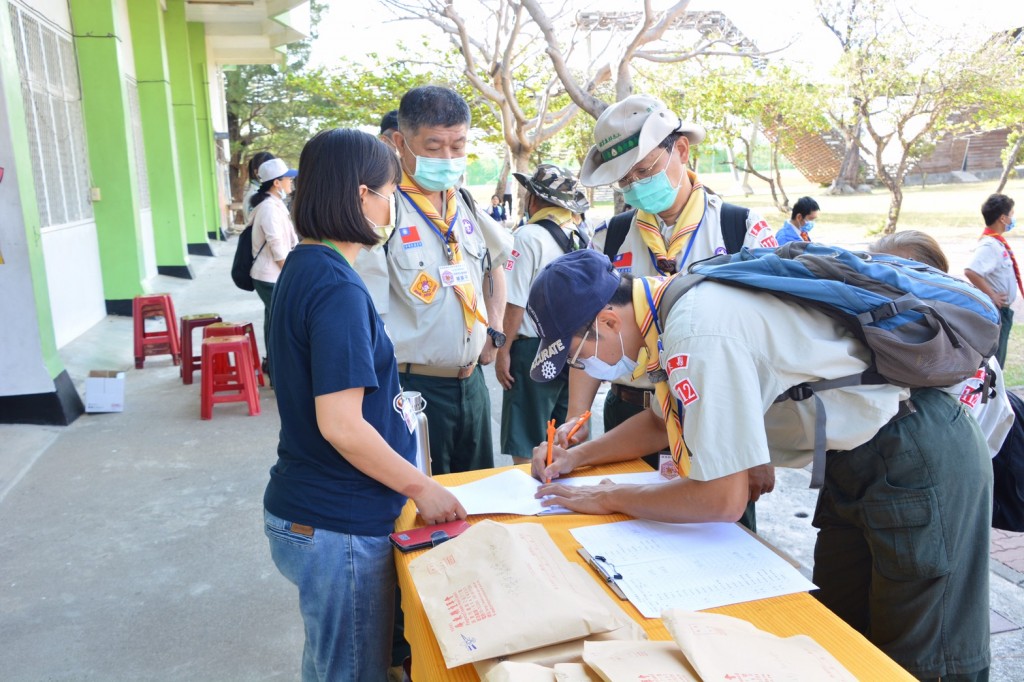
468,171,1024,386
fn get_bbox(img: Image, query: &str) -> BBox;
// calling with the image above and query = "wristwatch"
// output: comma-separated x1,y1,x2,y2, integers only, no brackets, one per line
486,327,507,348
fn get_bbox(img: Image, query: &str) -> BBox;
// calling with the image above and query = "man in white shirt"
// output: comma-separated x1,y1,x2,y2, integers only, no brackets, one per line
526,250,992,682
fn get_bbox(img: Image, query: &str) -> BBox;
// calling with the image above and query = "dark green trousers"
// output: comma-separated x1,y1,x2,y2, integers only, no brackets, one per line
812,389,991,680
400,366,493,474
604,389,758,532
996,305,1013,369
501,338,569,457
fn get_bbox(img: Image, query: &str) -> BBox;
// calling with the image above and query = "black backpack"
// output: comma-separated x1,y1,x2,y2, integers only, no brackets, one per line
993,391,1024,532
534,218,589,254
231,224,266,291
601,202,751,261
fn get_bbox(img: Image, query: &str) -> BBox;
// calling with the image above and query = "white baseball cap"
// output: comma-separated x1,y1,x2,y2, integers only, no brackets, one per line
580,95,705,187
257,158,298,183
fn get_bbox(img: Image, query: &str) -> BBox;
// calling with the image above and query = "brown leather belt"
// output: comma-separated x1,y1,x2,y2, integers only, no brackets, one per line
610,384,654,409
402,363,476,380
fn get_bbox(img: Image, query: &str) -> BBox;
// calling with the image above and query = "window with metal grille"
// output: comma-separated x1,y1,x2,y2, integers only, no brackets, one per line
125,76,150,210
8,3,93,228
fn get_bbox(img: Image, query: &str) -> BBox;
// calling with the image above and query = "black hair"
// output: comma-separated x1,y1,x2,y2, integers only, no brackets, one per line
397,85,471,136
658,132,683,151
982,193,1015,227
247,151,275,184
380,109,399,134
248,179,276,210
574,275,634,338
491,194,501,201
791,196,820,221
291,128,401,245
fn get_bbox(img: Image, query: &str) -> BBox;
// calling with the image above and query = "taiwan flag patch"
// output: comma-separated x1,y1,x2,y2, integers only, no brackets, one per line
612,252,633,273
399,226,422,250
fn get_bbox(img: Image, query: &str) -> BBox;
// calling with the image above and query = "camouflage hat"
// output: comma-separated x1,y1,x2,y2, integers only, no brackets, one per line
512,164,590,214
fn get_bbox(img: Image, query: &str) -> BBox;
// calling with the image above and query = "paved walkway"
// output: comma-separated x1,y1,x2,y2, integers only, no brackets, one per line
1,239,1022,680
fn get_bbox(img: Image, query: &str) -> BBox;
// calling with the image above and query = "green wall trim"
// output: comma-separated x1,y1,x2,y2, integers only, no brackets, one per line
0,0,63,379
187,21,223,238
164,0,209,247
127,0,190,269
69,0,147,301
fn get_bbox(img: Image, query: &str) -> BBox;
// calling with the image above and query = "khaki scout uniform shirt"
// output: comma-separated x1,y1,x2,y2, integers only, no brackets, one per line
590,193,776,390
355,190,512,368
505,217,583,338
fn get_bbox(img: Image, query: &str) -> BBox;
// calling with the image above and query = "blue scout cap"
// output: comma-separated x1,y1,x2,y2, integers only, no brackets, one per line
527,250,622,383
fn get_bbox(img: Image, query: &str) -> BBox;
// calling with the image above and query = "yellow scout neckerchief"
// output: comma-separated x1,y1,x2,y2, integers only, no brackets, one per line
399,171,487,333
630,276,690,475
530,207,583,249
634,170,706,275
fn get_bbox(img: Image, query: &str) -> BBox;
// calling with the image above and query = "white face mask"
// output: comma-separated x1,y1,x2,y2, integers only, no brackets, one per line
580,324,638,381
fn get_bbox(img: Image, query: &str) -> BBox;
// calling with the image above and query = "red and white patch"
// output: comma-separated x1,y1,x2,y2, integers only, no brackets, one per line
504,259,515,271
666,353,689,373
511,249,521,259
959,384,982,408
759,235,779,248
673,378,700,406
749,220,768,238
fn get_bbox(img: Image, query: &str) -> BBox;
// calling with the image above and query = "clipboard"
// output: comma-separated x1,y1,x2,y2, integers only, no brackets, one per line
577,548,627,600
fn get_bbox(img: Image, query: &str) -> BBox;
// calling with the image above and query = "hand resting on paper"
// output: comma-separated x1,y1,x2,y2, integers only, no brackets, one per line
414,482,467,525
535,479,619,515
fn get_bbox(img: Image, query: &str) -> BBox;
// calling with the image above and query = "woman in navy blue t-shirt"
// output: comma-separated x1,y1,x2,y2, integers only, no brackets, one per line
263,128,466,682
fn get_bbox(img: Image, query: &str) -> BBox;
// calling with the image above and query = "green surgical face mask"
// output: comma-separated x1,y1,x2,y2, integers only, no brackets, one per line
404,141,466,192
620,148,682,214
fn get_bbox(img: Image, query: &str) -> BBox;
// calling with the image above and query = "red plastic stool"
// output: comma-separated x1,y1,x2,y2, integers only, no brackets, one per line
133,294,180,369
203,322,265,387
180,314,222,384
200,335,260,419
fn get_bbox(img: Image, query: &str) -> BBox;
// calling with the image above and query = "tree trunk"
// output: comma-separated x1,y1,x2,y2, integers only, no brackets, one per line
494,151,511,205
884,184,903,234
511,145,533,222
996,134,1024,194
771,145,790,213
226,109,247,226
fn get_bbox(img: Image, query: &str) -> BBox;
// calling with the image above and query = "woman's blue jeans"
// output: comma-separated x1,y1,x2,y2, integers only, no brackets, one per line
265,510,395,682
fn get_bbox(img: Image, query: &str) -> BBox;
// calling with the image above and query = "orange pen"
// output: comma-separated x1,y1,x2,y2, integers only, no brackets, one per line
545,419,556,484
566,410,592,445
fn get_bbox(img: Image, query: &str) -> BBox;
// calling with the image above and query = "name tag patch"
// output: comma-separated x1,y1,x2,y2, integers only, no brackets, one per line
666,354,689,373
439,263,471,287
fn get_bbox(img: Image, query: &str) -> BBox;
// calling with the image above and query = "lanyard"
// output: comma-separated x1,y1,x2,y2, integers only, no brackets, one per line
399,188,458,262
320,239,351,267
641,277,684,418
647,191,707,276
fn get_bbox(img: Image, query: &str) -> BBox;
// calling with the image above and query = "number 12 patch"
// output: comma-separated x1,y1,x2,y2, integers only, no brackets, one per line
673,378,699,406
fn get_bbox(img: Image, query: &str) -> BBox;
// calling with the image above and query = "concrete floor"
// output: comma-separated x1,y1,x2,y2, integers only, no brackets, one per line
1,239,1022,680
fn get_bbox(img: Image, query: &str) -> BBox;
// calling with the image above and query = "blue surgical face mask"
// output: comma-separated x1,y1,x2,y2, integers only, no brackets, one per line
403,141,466,192
802,220,815,232
1007,217,1017,233
580,325,638,381
620,149,681,214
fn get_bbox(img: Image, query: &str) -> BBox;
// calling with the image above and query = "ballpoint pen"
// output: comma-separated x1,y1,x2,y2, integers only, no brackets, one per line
545,418,556,484
565,410,592,445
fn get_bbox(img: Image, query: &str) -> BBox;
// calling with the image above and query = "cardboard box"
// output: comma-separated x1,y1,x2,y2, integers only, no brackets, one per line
85,370,125,413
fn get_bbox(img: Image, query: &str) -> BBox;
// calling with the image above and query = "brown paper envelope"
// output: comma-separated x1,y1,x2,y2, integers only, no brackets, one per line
582,640,700,681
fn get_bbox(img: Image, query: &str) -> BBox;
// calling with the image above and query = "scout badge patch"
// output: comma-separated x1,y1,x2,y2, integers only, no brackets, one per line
410,271,440,303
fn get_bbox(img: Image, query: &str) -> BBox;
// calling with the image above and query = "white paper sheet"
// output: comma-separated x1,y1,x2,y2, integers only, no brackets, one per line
449,469,670,516
570,519,817,617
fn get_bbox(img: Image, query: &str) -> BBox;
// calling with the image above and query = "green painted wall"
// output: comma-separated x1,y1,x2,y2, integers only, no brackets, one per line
0,0,63,379
164,0,210,247
68,0,147,302
126,0,190,269
188,21,222,239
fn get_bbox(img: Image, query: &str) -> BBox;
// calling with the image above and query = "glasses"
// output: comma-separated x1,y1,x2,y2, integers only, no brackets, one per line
567,326,593,370
614,147,670,192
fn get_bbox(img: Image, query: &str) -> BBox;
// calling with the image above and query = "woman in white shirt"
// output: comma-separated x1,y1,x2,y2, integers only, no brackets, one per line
250,157,299,376
242,151,275,226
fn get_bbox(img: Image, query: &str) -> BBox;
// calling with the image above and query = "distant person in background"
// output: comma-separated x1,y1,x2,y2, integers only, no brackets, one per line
488,194,507,222
503,174,514,216
250,158,299,377
243,151,275,225
379,109,399,153
966,193,1020,368
776,196,819,245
